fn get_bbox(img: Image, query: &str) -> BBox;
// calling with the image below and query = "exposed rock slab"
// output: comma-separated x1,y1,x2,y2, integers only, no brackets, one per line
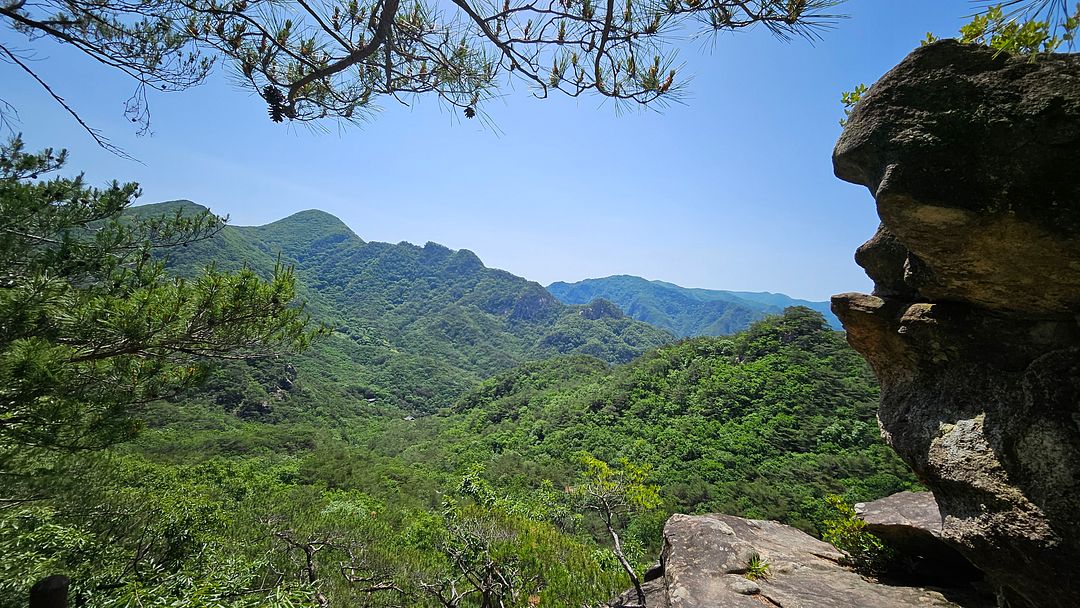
855,491,947,561
659,513,984,608
856,491,982,585
856,491,942,533
832,40,1080,608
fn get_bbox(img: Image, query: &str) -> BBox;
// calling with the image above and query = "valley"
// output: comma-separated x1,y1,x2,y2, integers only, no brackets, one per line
0,202,919,606
5,5,1075,604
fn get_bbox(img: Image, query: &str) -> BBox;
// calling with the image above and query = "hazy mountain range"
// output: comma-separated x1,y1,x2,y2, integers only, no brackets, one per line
547,275,841,337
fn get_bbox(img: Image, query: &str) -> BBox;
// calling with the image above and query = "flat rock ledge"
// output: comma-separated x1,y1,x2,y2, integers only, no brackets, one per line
612,513,991,608
856,491,984,586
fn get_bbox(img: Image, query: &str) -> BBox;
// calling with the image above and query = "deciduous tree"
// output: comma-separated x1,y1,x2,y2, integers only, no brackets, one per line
574,453,660,608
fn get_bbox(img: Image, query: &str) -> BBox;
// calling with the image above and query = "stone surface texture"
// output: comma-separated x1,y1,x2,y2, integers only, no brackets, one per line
856,491,983,585
644,513,983,608
832,40,1080,608
856,491,943,534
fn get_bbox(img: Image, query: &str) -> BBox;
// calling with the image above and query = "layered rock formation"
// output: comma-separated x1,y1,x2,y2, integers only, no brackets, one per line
832,40,1080,607
611,513,990,607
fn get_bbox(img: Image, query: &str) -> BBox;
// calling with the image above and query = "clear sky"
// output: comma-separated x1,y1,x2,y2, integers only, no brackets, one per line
2,1,976,301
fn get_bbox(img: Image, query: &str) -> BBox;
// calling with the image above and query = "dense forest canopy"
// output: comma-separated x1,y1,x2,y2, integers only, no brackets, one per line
9,4,1077,607
2,244,920,605
144,200,674,414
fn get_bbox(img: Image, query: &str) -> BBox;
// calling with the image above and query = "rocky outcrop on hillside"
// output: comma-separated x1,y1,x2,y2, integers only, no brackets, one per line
855,491,983,586
831,40,1080,608
611,513,990,608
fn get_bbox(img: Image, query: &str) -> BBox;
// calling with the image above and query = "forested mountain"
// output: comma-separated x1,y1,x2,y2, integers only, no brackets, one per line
140,201,674,412
548,274,841,337
7,197,917,607
6,170,919,605
17,308,912,608
439,306,914,531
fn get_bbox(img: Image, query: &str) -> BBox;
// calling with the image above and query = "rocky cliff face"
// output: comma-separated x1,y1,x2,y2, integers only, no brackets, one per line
831,40,1080,608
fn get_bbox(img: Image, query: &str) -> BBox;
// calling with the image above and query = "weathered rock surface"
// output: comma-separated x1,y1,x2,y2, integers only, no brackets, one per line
856,491,942,533
613,513,990,607
855,491,982,585
832,40,1080,608
834,40,1080,316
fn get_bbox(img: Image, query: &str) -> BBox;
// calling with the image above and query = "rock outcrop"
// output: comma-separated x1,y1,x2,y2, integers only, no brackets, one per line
612,513,990,608
832,40,1080,608
855,491,982,586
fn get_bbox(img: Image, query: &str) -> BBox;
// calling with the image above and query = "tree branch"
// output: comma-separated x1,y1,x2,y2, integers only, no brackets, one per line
286,0,400,105
0,44,133,159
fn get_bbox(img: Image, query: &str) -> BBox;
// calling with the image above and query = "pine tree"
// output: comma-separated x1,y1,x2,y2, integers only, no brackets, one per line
0,136,314,473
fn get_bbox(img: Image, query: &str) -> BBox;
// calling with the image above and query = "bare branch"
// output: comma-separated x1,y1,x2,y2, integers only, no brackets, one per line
0,44,133,159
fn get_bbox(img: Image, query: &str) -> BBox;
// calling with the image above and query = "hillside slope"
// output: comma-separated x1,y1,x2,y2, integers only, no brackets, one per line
548,275,841,336
138,201,674,413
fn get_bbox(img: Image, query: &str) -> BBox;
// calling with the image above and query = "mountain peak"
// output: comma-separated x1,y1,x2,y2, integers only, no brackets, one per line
245,209,362,256
579,298,624,320
269,209,355,234
131,199,211,216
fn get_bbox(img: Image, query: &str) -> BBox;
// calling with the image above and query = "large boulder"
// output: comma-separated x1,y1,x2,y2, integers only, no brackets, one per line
651,513,989,607
832,40,1080,608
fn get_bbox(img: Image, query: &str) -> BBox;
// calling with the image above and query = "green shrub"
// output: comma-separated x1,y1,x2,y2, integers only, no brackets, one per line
821,495,893,576
744,552,771,581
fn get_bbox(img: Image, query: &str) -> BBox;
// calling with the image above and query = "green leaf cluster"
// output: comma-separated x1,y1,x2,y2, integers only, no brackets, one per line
958,3,1079,56
0,138,312,462
821,494,893,576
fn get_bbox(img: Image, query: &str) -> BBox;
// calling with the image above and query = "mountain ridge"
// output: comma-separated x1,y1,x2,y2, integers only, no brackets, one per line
136,202,675,413
548,275,841,337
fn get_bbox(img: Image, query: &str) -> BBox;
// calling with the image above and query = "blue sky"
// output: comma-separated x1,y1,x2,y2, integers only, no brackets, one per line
2,1,976,301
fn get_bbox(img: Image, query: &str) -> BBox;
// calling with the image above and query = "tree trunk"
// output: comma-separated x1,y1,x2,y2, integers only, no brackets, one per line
606,521,645,607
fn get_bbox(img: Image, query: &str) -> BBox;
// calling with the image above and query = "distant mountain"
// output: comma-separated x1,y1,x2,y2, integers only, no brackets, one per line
547,275,841,337
138,202,674,413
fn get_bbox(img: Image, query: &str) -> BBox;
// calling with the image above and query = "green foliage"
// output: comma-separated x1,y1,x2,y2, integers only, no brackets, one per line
0,456,316,607
838,83,868,127
576,453,662,514
574,454,660,606
744,552,770,581
1,300,918,607
821,494,893,576
434,307,918,540
959,4,1078,55
0,138,312,462
0,139,313,607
